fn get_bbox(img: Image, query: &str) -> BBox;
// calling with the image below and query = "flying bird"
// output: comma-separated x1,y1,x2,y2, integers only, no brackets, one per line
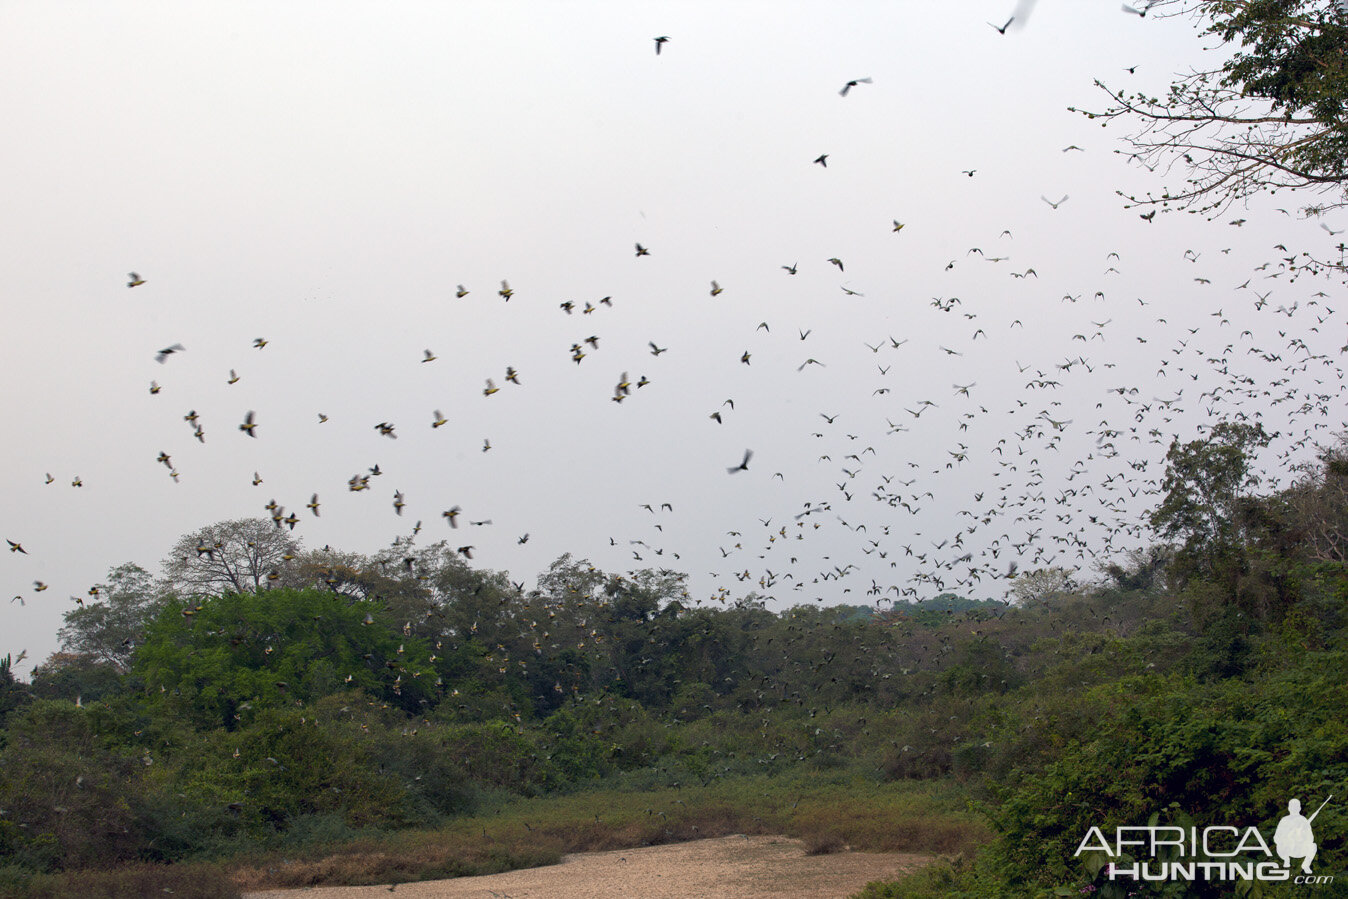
239,411,257,437
988,16,1013,33
1041,194,1069,209
635,243,650,257
127,272,145,287
839,77,872,96
654,35,669,54
813,154,829,167
727,449,753,474
1121,1,1156,15
6,540,26,554
154,344,185,364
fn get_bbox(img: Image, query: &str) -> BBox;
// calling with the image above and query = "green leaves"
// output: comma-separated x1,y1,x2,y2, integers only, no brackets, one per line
132,588,435,727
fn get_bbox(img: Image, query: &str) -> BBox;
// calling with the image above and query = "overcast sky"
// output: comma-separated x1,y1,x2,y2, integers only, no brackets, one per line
3,2,1345,675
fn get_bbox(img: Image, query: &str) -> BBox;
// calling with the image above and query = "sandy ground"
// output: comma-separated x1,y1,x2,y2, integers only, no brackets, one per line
243,835,930,899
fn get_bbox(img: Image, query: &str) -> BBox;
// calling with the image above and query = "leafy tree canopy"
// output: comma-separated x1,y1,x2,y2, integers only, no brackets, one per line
1081,0,1348,222
132,588,435,728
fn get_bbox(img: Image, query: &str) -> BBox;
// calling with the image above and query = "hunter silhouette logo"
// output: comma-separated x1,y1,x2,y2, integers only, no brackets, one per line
1275,796,1330,875
1075,795,1335,886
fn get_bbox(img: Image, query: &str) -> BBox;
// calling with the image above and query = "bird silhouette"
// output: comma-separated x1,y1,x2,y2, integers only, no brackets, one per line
727,449,753,474
839,77,872,97
154,344,185,364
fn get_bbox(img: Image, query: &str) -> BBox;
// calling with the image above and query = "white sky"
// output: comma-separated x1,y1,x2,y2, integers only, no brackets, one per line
3,2,1345,675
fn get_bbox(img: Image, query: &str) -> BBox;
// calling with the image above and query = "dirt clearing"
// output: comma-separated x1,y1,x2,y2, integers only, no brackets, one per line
243,834,931,899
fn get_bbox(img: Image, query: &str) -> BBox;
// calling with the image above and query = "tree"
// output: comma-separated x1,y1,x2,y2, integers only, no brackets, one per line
133,588,435,727
1008,568,1076,606
1280,433,1348,562
1149,421,1272,579
0,653,31,726
56,562,163,671
161,519,301,597
1078,1,1348,219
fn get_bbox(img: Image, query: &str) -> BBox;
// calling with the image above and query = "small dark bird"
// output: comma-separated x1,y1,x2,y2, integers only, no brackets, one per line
654,35,669,54
154,344,185,364
813,154,828,167
988,16,1013,33
839,77,872,96
782,262,798,274
727,449,753,474
6,540,26,554
635,243,650,257
127,272,146,287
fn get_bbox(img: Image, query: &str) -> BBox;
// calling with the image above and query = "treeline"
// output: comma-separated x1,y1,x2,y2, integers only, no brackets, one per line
0,426,1345,897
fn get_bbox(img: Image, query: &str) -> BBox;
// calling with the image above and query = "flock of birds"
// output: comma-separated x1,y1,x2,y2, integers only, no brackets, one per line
6,14,1348,656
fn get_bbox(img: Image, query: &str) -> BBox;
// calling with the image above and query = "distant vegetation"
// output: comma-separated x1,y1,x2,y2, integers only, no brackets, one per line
1,429,1346,897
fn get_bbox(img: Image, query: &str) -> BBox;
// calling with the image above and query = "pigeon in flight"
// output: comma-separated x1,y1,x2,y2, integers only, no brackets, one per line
727,449,753,474
839,77,872,97
155,344,185,364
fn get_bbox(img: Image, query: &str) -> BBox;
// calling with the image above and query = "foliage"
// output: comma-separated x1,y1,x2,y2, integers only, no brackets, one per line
1149,421,1271,588
161,518,300,597
1078,0,1348,219
56,563,163,671
131,588,434,727
5,476,1348,894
